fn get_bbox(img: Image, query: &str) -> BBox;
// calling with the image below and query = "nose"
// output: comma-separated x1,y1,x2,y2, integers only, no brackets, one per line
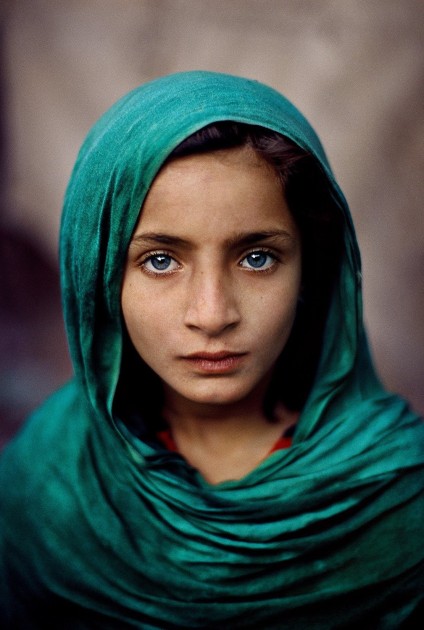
184,267,241,336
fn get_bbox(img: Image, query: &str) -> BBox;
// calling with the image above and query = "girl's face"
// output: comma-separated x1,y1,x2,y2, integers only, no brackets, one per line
121,147,302,414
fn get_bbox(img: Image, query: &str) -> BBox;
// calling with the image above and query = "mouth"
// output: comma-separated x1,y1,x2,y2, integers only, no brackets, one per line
181,351,247,374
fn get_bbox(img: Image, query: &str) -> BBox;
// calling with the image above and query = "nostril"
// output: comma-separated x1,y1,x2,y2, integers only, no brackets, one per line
184,291,240,335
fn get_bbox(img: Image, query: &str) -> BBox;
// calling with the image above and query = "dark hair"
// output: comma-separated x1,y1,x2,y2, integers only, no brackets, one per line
116,122,344,432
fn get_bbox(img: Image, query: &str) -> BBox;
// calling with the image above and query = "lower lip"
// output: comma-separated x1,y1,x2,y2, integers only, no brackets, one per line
183,355,246,374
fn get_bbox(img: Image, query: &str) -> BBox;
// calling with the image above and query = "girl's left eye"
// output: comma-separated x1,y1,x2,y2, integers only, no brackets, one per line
239,250,276,270
141,253,180,274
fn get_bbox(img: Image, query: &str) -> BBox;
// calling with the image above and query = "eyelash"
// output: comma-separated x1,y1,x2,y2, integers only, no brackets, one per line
137,250,181,276
137,248,279,276
239,248,278,272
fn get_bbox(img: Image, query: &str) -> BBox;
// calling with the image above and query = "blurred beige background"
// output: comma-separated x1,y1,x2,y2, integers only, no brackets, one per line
1,0,423,444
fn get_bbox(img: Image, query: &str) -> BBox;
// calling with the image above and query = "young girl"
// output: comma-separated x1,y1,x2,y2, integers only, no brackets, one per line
1,71,423,628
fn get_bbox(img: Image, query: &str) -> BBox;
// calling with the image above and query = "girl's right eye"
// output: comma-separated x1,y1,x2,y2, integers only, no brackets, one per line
140,253,180,274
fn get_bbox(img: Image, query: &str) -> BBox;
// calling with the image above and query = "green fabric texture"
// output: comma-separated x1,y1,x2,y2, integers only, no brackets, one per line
1,71,423,628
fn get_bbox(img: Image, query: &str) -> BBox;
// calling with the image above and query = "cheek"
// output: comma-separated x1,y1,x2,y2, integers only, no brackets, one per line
255,280,300,344
266,302,297,340
122,280,150,343
121,279,175,360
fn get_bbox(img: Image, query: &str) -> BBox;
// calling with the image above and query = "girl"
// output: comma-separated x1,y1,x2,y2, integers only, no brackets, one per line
1,71,423,628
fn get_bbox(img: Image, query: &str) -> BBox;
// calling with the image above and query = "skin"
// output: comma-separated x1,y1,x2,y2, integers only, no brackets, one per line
121,147,302,483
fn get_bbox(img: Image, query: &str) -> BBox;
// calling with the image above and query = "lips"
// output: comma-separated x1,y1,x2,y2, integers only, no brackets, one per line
181,351,247,374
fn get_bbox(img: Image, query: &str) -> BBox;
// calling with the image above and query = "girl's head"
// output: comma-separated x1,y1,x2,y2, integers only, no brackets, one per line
118,122,343,423
60,72,361,432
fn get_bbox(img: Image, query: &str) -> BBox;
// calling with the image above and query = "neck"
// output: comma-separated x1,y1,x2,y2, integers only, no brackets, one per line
161,388,298,484
162,379,272,440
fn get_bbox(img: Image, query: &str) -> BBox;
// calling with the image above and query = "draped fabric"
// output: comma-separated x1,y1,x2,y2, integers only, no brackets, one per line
1,71,423,628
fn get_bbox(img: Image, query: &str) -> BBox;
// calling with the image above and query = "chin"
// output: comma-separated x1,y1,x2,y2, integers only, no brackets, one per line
173,381,260,408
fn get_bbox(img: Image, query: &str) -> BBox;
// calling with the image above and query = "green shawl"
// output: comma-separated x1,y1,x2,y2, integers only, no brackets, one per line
1,71,423,628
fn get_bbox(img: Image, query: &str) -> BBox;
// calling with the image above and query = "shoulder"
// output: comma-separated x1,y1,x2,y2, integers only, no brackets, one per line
0,380,89,483
0,380,97,611
0,381,91,558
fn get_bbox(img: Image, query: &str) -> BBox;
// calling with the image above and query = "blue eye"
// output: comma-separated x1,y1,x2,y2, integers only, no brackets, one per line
150,254,172,270
241,251,275,270
142,253,179,274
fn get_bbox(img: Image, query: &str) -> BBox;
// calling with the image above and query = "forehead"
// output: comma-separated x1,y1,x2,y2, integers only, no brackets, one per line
136,147,295,235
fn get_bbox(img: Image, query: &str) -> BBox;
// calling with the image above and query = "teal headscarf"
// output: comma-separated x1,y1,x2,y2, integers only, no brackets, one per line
1,71,423,628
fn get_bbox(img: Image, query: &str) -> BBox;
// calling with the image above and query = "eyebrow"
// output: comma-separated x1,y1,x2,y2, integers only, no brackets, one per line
225,230,296,248
129,233,191,248
129,230,296,249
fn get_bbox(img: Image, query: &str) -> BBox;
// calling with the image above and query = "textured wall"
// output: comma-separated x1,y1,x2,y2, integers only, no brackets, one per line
1,0,423,440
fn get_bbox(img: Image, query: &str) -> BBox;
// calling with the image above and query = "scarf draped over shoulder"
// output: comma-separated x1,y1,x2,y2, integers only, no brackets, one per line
1,71,423,628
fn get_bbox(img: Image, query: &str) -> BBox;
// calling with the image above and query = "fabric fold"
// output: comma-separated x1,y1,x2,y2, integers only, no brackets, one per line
1,70,423,628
